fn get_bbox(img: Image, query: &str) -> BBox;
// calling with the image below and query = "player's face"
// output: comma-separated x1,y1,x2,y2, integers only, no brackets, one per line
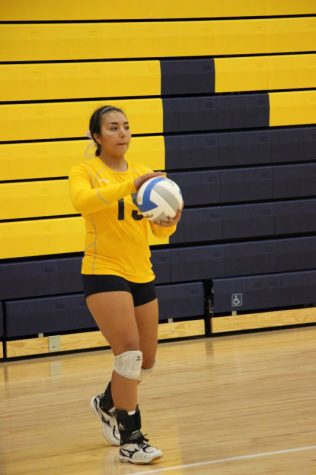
94,111,131,158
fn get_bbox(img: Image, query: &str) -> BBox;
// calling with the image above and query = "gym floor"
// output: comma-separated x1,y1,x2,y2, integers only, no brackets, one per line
1,327,316,475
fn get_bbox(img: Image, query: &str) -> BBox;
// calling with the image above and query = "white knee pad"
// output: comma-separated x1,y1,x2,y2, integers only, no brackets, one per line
114,350,143,380
138,362,156,382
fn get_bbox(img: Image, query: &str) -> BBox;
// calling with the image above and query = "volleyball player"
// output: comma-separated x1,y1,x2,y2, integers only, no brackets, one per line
68,106,182,464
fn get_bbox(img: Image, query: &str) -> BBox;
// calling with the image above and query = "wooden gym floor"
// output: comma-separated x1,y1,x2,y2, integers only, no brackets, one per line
1,327,316,475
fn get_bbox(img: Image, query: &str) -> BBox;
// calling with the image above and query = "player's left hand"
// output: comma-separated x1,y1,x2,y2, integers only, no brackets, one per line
154,206,183,227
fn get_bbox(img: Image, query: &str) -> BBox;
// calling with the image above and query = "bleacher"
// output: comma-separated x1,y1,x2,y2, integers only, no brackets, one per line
1,1,316,358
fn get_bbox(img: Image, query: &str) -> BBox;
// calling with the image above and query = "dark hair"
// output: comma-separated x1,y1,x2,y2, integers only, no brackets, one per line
89,105,125,156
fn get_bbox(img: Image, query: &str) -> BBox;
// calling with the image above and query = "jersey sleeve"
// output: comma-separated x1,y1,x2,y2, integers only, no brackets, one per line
149,222,177,239
68,164,137,214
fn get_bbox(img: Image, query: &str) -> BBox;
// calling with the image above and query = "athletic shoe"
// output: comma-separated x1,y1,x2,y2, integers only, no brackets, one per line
119,433,163,464
90,395,120,446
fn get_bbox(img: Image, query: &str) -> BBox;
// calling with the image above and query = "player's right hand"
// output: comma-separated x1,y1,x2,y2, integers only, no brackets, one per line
134,172,165,191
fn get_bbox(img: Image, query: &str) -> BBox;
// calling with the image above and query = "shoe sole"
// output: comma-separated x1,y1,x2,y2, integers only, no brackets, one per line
90,397,120,447
119,454,163,465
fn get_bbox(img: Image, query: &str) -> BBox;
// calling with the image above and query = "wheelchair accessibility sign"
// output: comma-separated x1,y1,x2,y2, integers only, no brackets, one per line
231,293,243,307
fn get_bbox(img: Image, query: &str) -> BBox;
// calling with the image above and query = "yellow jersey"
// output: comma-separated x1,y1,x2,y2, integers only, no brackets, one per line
68,156,176,282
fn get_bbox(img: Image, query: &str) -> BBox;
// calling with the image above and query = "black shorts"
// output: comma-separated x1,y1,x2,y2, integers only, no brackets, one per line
82,274,156,307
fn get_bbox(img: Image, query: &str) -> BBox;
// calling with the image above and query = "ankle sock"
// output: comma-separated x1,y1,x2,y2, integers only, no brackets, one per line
99,381,114,413
116,405,141,444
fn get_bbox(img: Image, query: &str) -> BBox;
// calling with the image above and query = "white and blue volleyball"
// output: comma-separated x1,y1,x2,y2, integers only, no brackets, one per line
136,177,183,222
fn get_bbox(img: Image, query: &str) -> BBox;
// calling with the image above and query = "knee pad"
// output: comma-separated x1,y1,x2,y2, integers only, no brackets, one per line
114,350,143,380
138,362,156,382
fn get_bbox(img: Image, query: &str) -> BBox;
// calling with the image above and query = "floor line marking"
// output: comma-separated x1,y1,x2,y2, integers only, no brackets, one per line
130,444,316,474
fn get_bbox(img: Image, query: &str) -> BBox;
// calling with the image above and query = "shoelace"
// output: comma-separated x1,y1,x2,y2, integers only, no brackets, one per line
137,434,150,449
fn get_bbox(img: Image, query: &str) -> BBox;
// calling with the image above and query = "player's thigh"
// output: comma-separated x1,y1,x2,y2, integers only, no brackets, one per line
86,291,140,355
134,298,159,368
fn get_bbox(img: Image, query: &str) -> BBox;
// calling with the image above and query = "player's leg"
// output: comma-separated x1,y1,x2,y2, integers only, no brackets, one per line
134,297,159,380
86,287,162,463
131,280,158,380
86,289,139,446
114,284,162,463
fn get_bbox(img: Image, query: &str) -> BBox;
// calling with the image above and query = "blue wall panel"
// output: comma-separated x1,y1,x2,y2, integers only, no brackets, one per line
171,204,274,244
170,163,316,206
213,274,281,313
169,170,221,206
219,167,272,203
280,271,316,307
6,294,95,337
5,282,204,338
1,236,316,306
0,250,171,300
273,164,316,199
161,59,214,95
171,200,316,244
0,258,82,300
171,237,316,282
165,127,316,170
163,94,269,133
275,237,316,271
157,282,204,319
212,270,316,313
221,203,274,240
0,303,3,338
274,199,316,235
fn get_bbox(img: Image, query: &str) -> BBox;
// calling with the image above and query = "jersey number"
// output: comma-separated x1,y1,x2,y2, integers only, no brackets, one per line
118,198,143,221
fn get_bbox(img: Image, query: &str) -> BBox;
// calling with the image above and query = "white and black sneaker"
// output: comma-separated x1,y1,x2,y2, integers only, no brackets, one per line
90,395,120,446
119,433,163,465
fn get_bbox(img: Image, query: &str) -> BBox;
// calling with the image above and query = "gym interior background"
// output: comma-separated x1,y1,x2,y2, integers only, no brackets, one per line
0,1,316,359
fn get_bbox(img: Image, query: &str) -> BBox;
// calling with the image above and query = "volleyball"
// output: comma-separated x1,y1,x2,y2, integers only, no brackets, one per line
136,177,183,222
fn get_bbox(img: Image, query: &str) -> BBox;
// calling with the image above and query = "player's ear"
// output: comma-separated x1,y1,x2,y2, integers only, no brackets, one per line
93,133,101,145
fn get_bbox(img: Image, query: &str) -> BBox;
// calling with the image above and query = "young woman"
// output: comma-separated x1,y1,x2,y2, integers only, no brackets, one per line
68,105,182,464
